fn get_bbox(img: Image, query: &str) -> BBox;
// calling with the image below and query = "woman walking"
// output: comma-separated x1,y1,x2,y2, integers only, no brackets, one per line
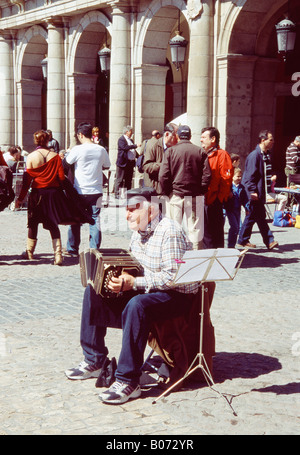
16,130,93,265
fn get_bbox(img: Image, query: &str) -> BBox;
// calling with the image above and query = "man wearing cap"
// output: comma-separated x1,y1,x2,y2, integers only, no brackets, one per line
65,187,200,404
159,125,211,249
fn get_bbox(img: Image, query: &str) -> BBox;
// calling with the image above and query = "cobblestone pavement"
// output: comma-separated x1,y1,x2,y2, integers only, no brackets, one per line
0,203,299,436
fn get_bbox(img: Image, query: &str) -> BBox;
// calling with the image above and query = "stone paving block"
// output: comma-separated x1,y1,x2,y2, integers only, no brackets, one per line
0,208,299,435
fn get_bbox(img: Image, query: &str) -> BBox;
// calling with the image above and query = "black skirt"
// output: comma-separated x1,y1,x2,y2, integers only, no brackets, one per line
27,181,94,231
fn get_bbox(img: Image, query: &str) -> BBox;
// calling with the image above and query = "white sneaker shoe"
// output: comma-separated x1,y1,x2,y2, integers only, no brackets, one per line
99,380,141,404
65,360,102,380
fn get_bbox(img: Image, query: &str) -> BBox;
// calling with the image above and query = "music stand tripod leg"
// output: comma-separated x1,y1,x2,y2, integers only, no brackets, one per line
152,284,237,416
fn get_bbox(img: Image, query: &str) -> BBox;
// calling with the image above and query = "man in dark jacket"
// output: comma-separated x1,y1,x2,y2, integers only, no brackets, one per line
237,130,278,250
115,126,138,200
159,125,211,249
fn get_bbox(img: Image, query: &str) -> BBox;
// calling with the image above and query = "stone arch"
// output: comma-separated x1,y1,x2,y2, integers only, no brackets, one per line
219,0,297,183
16,25,48,82
68,10,111,75
67,11,112,143
134,0,188,67
216,0,247,56
15,25,48,150
133,0,189,137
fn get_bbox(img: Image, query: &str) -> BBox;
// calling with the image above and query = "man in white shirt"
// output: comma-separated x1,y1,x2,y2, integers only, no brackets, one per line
65,122,111,256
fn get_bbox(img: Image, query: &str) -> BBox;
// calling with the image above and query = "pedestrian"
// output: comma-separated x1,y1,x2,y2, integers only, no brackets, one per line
64,122,111,256
114,126,139,200
230,153,240,168
143,123,178,195
3,146,22,173
15,130,93,265
46,130,60,154
224,167,249,248
159,124,211,250
285,136,300,181
237,129,279,250
200,127,233,249
65,187,203,405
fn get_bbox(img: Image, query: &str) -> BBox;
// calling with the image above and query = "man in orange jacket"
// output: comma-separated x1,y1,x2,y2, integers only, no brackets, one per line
200,127,233,248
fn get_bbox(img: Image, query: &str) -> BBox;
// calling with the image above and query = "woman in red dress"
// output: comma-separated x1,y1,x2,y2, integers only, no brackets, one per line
16,130,93,265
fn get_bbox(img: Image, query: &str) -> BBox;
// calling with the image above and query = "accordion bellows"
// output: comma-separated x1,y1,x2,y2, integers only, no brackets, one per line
79,248,143,298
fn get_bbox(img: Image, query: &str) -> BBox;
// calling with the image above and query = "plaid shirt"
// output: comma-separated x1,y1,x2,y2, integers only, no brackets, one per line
129,215,199,294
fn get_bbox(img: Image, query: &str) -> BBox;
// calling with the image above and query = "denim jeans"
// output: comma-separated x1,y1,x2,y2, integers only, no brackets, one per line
80,285,192,385
67,193,102,253
238,199,274,247
226,208,241,248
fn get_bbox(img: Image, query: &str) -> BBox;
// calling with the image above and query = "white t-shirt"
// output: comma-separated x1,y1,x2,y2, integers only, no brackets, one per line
66,142,111,194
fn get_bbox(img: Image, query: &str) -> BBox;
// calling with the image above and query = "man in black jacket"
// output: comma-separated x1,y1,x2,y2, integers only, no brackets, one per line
115,126,138,200
159,125,211,249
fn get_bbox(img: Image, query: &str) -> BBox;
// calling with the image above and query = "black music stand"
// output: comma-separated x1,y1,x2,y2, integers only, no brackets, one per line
152,248,247,416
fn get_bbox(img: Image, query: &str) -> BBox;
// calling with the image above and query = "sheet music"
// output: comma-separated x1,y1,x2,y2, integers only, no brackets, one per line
173,248,244,284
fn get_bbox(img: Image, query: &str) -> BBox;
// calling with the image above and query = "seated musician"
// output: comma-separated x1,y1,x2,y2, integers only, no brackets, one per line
65,187,201,404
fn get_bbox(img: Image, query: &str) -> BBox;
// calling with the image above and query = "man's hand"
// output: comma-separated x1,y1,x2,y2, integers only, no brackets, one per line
250,193,259,201
107,273,135,293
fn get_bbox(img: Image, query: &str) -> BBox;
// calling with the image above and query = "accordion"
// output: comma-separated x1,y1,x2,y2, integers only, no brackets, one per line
79,248,143,298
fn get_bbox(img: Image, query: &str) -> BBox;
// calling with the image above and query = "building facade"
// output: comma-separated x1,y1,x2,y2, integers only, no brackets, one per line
0,0,299,184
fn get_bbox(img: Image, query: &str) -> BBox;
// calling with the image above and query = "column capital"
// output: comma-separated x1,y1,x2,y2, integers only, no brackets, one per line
107,0,139,14
187,0,203,20
43,16,67,29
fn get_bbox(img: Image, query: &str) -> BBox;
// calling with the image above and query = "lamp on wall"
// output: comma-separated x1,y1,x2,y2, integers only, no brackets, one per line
98,45,111,74
275,0,297,62
276,17,296,60
98,30,111,76
41,55,48,79
169,10,188,71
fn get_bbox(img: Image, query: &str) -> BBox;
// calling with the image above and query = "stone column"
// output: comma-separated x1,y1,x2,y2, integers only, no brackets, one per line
186,0,214,146
107,1,132,167
0,32,14,147
134,64,169,145
46,19,65,148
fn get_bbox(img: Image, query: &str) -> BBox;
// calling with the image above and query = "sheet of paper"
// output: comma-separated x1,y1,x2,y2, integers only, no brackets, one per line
173,248,243,284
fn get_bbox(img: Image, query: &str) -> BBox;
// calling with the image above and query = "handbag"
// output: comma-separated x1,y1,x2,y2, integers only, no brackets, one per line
136,154,144,173
273,210,296,227
295,215,300,229
95,357,117,388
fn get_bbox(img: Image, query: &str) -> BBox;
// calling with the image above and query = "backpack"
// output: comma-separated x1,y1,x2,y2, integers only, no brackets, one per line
136,154,144,173
0,166,15,211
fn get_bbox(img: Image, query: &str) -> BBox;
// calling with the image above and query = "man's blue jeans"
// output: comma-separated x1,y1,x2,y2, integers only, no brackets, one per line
67,193,102,253
80,285,192,385
238,199,274,247
226,209,241,248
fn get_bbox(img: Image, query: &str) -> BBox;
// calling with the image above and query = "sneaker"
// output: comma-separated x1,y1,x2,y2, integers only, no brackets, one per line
62,248,78,257
99,380,141,404
236,242,256,249
65,360,102,380
268,241,279,250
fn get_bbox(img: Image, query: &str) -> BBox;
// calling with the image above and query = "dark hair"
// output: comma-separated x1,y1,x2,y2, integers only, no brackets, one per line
201,127,220,147
34,130,50,147
8,146,20,156
164,123,178,134
76,122,93,139
258,130,272,142
230,153,240,162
